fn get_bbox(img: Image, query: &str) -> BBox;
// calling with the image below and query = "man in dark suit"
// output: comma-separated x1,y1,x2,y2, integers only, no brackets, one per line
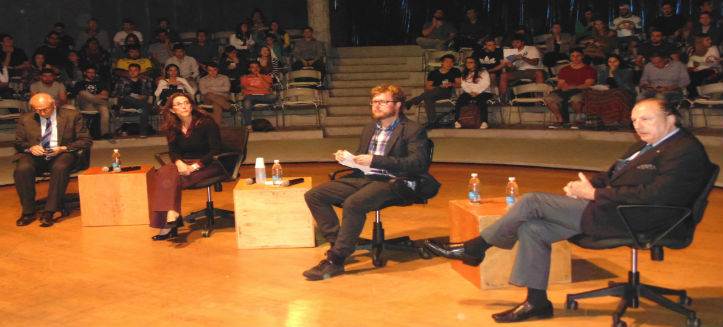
14,93,92,227
303,84,438,281
426,98,711,323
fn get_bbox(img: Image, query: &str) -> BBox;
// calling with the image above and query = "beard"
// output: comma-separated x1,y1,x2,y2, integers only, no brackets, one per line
372,108,397,121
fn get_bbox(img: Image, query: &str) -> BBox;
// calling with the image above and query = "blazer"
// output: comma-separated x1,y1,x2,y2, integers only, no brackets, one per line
581,129,711,238
13,107,92,162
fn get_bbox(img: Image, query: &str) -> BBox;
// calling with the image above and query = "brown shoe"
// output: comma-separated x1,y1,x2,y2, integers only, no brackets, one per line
16,214,36,226
39,211,56,227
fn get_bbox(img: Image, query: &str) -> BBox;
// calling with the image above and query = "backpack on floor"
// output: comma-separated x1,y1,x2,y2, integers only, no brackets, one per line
458,101,481,128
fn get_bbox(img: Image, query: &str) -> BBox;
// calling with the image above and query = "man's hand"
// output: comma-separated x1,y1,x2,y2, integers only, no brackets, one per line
353,154,373,166
564,172,596,200
45,146,68,158
333,150,345,163
29,145,46,156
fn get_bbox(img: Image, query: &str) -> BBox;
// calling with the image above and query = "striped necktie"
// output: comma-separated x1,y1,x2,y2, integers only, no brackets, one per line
40,118,52,150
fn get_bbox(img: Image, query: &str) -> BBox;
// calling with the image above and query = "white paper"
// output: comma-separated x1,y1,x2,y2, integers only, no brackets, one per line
339,150,372,174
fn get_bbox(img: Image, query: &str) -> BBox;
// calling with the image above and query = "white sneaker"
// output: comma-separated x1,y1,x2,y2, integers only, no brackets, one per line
454,121,462,129
480,122,488,129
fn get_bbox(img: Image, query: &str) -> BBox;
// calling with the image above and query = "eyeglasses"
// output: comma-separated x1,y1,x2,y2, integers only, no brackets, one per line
172,100,190,107
370,100,397,106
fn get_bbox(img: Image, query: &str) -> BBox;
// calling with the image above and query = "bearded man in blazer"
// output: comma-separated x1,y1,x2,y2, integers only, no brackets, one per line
426,98,711,323
303,84,438,281
14,93,92,227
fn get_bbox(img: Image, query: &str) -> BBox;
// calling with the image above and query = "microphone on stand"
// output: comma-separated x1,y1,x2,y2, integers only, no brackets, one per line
245,177,256,184
281,178,305,187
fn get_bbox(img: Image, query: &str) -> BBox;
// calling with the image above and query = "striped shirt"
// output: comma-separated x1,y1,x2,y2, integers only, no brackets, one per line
366,118,400,176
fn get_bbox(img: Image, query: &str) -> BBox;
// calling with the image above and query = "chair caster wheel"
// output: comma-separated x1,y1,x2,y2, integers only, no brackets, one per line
679,296,692,306
613,319,627,327
418,247,433,259
202,230,210,237
687,318,701,327
565,300,578,310
372,258,387,267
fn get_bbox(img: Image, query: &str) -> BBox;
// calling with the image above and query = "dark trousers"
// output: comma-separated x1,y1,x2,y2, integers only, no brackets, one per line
687,69,717,98
148,161,223,228
14,152,78,215
454,92,492,122
291,60,325,75
553,89,582,123
408,87,453,124
119,96,153,135
304,174,398,260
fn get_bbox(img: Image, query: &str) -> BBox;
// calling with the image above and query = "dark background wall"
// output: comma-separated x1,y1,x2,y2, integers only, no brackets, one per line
1,0,308,54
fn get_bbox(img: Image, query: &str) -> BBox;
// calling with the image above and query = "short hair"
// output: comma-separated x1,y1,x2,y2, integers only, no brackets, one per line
40,68,55,75
122,18,134,24
483,38,496,45
54,22,65,28
649,51,667,59
248,60,261,68
47,31,60,38
0,34,11,41
158,17,169,23
173,43,185,51
303,26,314,32
699,12,711,18
125,44,140,51
224,45,236,53
569,48,584,56
371,84,406,103
512,35,527,43
440,54,455,62
82,65,96,72
205,61,218,69
128,63,141,70
197,29,207,35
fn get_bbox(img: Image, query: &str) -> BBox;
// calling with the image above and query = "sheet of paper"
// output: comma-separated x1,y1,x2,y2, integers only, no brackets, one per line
339,150,372,174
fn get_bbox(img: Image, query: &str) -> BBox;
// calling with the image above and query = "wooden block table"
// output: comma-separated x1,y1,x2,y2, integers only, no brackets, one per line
449,198,571,289
234,177,315,249
78,165,153,226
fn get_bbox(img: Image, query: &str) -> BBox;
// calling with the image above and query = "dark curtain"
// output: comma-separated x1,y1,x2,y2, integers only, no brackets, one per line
330,0,722,47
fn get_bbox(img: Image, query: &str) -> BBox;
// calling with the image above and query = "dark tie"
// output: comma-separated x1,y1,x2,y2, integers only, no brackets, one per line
613,144,653,175
40,119,52,150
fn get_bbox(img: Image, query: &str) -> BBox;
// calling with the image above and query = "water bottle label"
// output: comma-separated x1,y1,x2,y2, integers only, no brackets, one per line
506,196,515,204
272,175,280,184
112,162,119,169
468,192,480,202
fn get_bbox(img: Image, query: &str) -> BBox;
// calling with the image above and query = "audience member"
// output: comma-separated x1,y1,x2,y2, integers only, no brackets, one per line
585,54,635,125
473,39,505,86
405,54,461,127
635,30,678,69
690,12,722,45
61,50,83,89
30,69,67,106
696,0,722,27
579,19,616,65
13,93,92,228
219,46,245,93
268,21,291,51
112,63,154,137
113,18,144,48
687,34,722,97
229,22,254,59
0,61,11,98
78,38,111,78
610,4,642,52
149,92,221,241
73,66,111,138
76,18,111,50
542,23,573,69
258,45,281,82
114,44,152,78
240,61,276,130
250,8,269,46
112,33,142,62
303,83,437,281
36,31,69,68
502,25,533,48
575,8,596,39
157,18,179,43
199,62,231,125
52,22,75,50
264,34,284,66
454,57,493,129
156,64,195,106
292,26,325,75
650,2,687,40
639,52,690,103
416,9,456,50
544,49,596,129
20,52,50,93
1,34,30,76
186,30,218,72
454,8,489,49
165,43,199,84
147,29,173,73
498,35,545,101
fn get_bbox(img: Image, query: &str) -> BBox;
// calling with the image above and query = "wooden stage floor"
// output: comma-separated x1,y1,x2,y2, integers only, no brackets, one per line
1,163,721,326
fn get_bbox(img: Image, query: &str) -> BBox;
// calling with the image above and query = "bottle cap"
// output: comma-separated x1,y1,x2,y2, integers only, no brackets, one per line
274,159,279,164
113,149,119,153
255,157,265,168
471,173,478,177
509,177,515,181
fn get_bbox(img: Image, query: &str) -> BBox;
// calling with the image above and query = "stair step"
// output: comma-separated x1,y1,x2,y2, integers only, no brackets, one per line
325,115,372,126
326,105,369,115
324,125,365,137
331,57,422,66
331,64,416,73
327,96,369,106
330,79,421,89
332,45,424,58
330,72,414,81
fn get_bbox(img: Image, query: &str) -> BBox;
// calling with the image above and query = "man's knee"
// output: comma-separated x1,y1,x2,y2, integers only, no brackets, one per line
517,221,548,243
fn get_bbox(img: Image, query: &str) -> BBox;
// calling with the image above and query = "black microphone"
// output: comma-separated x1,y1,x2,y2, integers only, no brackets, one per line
245,177,256,184
281,178,305,187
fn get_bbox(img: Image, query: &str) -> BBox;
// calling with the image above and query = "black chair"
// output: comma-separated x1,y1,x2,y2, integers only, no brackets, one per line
154,127,249,237
329,139,436,267
35,147,92,216
565,163,719,327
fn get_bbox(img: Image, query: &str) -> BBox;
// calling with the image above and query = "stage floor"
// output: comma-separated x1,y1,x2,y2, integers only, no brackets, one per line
1,163,721,326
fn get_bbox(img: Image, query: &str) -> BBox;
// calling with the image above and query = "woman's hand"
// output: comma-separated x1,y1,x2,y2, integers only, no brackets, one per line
175,160,193,176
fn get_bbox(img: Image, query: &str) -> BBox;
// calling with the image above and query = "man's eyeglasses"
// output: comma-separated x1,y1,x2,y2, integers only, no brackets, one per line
370,100,397,106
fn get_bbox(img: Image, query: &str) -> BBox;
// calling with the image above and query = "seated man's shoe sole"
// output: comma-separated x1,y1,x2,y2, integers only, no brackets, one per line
303,259,344,281
423,240,483,266
492,300,553,323
16,214,36,226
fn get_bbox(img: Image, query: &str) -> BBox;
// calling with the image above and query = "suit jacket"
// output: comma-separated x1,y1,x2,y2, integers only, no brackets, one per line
581,128,711,238
355,114,439,199
13,107,92,162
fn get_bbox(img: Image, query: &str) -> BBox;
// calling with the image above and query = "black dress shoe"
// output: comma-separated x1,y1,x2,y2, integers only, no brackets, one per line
152,226,178,241
39,211,56,227
492,300,553,323
16,214,36,226
303,259,344,281
424,239,484,266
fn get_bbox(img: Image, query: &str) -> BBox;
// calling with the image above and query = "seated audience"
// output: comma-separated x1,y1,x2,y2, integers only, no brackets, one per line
473,39,505,86
73,66,111,138
186,30,218,73
575,8,596,40
157,18,179,43
219,46,245,93
13,93,92,228
586,54,636,125
20,52,51,93
404,54,461,127
292,26,325,75
611,4,642,52
687,34,722,97
257,45,281,82
149,92,222,241
113,18,143,48
579,19,616,65
199,62,231,125
542,24,573,69
250,8,269,47
78,38,111,78
498,35,545,101
544,49,596,129
112,33,142,62
51,22,74,50
155,64,195,106
36,31,69,68
1,34,30,76
454,8,489,49
426,98,711,323
112,63,154,137
114,44,152,78
165,44,199,85
76,18,111,51
264,34,285,68
268,21,291,51
690,12,722,48
454,57,493,129
303,84,438,281
639,52,690,104
30,69,67,106
61,50,84,90
635,29,679,69
502,25,533,48
147,29,173,74
416,10,456,50
229,22,254,59
650,2,687,40
240,61,276,130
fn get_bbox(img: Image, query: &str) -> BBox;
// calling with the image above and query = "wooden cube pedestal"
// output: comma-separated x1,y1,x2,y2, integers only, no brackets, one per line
78,165,153,226
449,198,571,289
234,177,315,249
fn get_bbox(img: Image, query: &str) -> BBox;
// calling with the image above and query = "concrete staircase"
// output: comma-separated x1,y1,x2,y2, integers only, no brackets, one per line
324,45,425,137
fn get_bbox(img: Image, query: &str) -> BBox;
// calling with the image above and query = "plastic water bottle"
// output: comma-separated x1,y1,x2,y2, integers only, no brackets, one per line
271,160,283,185
112,149,121,170
254,157,266,184
468,173,481,204
506,177,519,209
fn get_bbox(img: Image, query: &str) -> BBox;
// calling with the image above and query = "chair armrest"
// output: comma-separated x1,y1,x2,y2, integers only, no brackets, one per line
213,151,241,179
616,204,692,250
154,151,170,166
329,168,357,180
388,176,426,206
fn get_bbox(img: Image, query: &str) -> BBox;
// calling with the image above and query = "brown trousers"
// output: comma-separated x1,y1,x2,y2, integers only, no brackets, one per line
149,160,223,228
202,93,231,126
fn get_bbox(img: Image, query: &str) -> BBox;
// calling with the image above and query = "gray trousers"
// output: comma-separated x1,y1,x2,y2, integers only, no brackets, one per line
407,87,452,123
480,192,588,290
76,91,110,135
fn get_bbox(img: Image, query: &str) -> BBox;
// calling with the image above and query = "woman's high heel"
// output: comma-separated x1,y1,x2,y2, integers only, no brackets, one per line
152,226,178,241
